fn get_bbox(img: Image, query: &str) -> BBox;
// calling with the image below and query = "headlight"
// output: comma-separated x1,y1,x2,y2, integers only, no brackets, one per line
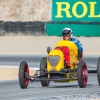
48,55,60,67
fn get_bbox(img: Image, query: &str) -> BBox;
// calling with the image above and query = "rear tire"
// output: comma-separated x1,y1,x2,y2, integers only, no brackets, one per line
40,57,50,87
97,57,100,85
77,60,88,88
19,61,29,89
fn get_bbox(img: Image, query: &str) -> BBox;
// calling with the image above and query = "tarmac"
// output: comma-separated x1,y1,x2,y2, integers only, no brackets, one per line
0,35,100,81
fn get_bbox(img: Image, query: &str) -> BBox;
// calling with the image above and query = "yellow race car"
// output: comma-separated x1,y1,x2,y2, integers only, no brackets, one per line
19,40,88,89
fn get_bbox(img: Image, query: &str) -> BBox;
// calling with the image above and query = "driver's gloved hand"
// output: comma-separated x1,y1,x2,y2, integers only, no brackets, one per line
78,50,83,60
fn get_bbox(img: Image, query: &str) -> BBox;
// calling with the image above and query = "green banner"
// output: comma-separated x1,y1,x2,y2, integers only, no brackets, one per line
52,0,100,21
46,23,100,36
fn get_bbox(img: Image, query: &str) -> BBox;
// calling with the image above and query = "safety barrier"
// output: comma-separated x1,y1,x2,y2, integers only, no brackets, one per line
0,21,5,36
0,21,46,36
0,21,100,36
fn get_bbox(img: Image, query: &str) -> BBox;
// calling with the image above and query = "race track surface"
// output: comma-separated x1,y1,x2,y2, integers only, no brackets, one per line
0,54,100,100
0,75,100,100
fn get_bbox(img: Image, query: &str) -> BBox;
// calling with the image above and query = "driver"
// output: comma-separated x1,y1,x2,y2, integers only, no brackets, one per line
62,28,83,60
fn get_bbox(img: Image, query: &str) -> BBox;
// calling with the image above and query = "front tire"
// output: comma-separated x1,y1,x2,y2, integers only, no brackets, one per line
19,61,29,89
97,57,100,85
77,60,88,88
40,57,50,87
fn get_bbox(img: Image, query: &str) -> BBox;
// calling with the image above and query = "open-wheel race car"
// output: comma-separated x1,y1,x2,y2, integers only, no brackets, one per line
18,40,100,89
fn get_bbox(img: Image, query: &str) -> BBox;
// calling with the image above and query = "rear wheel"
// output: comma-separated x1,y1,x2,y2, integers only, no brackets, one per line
77,60,88,88
19,61,29,89
97,57,100,85
40,57,50,87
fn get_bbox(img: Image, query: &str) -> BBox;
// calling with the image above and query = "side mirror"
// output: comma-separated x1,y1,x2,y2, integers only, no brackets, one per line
47,47,52,54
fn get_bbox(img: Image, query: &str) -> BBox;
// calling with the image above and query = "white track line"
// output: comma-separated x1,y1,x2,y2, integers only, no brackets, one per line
0,66,39,70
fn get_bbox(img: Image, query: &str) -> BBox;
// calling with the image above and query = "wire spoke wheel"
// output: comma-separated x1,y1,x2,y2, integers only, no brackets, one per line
82,65,88,85
77,60,88,88
24,65,29,86
19,61,29,89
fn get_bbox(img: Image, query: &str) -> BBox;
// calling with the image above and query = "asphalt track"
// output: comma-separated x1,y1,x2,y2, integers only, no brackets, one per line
0,54,100,100
0,54,99,68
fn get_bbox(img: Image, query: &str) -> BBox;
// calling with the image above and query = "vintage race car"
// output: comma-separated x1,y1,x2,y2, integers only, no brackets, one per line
18,40,100,89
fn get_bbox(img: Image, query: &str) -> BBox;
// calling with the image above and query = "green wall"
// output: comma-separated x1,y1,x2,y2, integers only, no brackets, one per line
46,23,100,36
46,0,100,36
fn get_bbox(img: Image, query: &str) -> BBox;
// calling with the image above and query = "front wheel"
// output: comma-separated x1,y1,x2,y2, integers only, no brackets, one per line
77,60,88,88
97,57,100,85
19,61,29,89
40,57,50,87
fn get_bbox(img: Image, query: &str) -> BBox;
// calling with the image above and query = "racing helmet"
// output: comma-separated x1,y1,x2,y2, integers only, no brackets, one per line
62,28,73,38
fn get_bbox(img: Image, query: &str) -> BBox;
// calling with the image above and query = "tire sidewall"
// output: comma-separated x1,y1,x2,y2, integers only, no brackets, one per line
40,57,47,75
77,60,88,88
19,61,29,89
97,57,100,85
40,57,50,86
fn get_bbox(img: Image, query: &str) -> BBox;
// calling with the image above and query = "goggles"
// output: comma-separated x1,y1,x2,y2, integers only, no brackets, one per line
63,35,70,37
